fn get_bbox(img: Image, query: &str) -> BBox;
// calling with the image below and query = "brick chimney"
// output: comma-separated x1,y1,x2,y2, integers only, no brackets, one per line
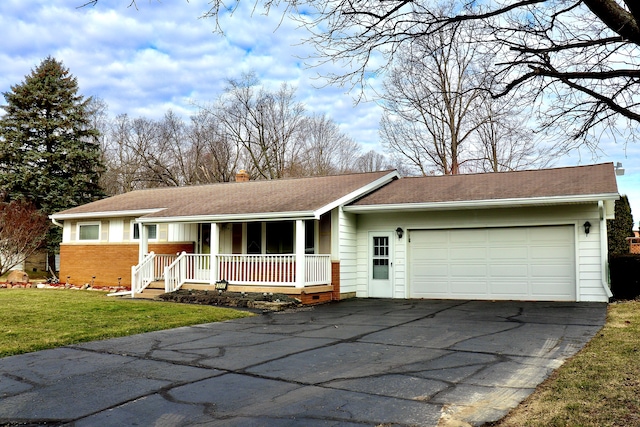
236,169,250,182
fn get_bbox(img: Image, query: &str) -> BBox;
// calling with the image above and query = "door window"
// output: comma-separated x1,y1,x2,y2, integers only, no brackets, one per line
372,236,390,280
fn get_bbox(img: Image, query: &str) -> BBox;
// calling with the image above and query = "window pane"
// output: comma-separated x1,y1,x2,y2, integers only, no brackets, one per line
266,221,293,254
79,224,99,241
133,224,157,240
373,259,389,279
247,222,262,254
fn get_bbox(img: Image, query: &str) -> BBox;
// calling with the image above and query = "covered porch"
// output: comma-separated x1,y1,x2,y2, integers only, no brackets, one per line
129,215,337,303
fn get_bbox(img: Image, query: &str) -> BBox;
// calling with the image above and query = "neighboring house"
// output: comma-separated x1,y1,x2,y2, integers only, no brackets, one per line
628,230,640,254
50,163,619,303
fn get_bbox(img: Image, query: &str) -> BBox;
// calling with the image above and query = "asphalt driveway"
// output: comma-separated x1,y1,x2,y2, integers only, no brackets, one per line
0,299,606,426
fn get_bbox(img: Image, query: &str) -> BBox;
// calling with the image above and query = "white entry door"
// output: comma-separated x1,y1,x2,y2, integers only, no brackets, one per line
369,232,393,298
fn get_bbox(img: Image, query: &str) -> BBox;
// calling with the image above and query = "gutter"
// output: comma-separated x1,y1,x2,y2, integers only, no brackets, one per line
344,193,620,213
599,200,614,299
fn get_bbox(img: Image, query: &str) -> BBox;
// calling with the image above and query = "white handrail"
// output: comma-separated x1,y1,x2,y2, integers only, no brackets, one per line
131,251,156,297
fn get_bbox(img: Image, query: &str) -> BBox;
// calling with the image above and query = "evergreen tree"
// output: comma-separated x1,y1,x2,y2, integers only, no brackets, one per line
0,57,104,251
607,195,635,256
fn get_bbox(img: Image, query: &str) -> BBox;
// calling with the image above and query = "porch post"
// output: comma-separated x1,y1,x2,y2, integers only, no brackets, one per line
210,223,219,284
139,223,149,263
295,219,306,288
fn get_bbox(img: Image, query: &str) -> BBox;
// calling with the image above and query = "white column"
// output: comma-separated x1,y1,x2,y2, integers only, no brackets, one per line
139,223,149,263
295,219,306,288
210,223,219,284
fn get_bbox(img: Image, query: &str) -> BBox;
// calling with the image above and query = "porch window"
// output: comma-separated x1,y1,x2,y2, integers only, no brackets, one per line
266,221,294,254
247,222,262,254
78,222,100,241
305,219,315,254
132,223,157,240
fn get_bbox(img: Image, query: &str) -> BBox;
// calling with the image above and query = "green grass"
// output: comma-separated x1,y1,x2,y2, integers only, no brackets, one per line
0,289,252,357
490,300,640,427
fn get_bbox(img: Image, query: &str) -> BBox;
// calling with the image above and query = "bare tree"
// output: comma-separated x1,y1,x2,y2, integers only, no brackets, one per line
471,98,555,172
188,109,240,183
214,73,306,179
298,113,361,176
380,22,487,175
356,150,393,172
0,199,49,276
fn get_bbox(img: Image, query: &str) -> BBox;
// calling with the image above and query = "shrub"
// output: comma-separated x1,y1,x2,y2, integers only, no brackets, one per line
609,254,640,300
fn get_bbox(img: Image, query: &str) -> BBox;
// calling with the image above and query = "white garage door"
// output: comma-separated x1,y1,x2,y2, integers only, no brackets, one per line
409,226,576,301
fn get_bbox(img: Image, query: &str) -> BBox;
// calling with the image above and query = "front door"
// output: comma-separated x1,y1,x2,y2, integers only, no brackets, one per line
369,232,393,298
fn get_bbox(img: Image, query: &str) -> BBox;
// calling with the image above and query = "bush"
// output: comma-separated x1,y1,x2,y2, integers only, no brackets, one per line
609,254,640,300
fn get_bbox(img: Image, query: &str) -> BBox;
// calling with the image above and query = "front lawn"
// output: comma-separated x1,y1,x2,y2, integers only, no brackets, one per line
490,300,640,426
0,289,252,357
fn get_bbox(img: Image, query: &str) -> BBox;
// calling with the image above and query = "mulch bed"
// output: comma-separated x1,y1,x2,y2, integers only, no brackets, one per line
158,289,302,311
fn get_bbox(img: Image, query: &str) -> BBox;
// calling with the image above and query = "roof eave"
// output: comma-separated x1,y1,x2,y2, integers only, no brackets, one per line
49,208,166,221
137,211,317,224
344,193,621,213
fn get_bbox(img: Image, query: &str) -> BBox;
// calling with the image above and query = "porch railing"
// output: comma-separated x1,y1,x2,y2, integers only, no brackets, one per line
131,252,179,296
218,254,296,285
165,252,211,293
162,253,332,292
304,254,332,285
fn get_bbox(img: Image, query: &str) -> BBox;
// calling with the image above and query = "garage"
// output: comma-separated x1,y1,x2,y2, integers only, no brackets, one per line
408,225,576,301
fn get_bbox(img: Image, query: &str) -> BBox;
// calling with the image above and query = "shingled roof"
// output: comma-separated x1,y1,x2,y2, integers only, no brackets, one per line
348,163,618,210
51,170,398,221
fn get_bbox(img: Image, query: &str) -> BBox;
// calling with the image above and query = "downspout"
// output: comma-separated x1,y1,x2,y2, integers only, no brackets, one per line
51,218,63,228
599,201,614,299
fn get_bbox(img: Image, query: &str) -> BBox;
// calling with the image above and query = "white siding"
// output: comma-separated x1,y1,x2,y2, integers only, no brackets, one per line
109,219,124,243
338,207,358,294
168,223,198,242
354,204,609,302
62,221,72,243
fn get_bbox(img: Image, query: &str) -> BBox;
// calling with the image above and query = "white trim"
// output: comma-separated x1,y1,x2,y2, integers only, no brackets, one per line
51,209,164,221
76,221,101,242
137,211,317,224
313,171,400,218
344,193,620,213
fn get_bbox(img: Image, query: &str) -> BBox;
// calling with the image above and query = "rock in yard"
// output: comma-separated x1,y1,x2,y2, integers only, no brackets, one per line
7,270,29,285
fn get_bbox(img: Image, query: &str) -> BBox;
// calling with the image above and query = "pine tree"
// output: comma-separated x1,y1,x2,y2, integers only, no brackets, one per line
0,57,104,251
607,195,635,256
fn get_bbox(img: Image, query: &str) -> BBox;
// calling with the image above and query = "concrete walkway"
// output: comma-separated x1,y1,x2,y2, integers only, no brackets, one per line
0,299,606,426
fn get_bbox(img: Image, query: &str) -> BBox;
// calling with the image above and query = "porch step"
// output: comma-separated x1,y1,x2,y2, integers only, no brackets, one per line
146,281,165,290
133,288,165,300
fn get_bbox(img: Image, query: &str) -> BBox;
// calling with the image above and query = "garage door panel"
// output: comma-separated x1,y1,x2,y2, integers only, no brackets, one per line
489,264,529,277
450,280,488,294
451,264,487,277
451,230,486,243
530,246,572,259
490,281,530,296
409,226,575,301
489,246,528,260
450,247,487,260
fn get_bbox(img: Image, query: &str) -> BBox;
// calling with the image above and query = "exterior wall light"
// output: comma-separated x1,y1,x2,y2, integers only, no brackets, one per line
396,227,404,239
584,221,591,235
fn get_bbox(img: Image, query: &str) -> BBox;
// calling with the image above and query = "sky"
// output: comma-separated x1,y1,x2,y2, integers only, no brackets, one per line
0,0,638,226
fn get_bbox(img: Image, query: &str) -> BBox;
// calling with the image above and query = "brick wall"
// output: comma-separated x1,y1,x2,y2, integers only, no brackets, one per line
331,261,341,301
59,243,194,287
300,291,333,305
